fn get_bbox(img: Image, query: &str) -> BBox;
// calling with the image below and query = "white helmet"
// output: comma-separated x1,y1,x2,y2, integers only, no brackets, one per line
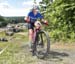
32,5,39,10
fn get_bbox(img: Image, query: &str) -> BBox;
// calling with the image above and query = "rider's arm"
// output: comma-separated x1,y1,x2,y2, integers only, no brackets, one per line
38,13,48,25
24,16,30,23
41,19,48,25
24,12,31,23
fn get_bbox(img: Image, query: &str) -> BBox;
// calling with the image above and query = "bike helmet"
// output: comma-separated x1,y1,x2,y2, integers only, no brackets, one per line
33,5,39,9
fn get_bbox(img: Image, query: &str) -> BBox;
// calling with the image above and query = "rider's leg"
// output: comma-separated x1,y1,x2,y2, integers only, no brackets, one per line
34,21,41,29
29,29,34,44
28,23,34,51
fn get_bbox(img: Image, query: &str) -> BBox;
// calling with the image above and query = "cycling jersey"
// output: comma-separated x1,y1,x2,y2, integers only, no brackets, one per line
28,11,43,23
27,11,43,29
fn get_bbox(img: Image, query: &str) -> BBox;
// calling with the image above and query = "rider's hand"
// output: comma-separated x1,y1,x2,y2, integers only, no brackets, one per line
44,20,48,25
24,17,30,23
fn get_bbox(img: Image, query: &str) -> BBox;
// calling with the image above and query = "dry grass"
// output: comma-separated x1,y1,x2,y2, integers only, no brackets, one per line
0,32,75,64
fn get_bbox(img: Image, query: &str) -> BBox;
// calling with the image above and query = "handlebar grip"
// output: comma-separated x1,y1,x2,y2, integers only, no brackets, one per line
41,22,48,26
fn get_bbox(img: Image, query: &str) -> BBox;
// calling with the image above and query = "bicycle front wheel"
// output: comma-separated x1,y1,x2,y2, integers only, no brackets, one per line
35,30,50,58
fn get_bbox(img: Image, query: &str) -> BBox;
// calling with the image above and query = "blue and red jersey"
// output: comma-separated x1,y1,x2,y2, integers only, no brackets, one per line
28,11,43,23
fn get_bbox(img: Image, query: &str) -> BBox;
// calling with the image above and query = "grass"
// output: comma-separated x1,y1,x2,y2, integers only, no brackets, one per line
0,31,75,64
0,31,39,64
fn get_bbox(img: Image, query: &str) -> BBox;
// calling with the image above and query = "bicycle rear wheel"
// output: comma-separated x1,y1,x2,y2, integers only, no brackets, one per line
35,30,50,58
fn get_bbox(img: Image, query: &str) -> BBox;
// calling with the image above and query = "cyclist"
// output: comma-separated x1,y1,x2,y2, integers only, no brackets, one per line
24,6,48,51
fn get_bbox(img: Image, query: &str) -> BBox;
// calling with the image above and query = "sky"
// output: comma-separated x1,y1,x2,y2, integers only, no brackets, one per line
0,0,42,17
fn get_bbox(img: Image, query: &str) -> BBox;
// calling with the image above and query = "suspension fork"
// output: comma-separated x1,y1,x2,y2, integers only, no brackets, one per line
40,33,44,46
32,29,38,52
33,29,37,43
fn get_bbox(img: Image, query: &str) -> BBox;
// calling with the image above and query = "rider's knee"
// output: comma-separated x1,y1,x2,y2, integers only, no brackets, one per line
34,21,41,29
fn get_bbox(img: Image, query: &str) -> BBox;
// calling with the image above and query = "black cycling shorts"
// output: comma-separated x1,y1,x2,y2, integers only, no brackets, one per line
28,23,35,29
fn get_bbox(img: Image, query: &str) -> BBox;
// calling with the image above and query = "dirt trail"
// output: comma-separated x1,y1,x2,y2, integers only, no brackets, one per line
0,41,75,64
15,42,75,64
0,31,75,64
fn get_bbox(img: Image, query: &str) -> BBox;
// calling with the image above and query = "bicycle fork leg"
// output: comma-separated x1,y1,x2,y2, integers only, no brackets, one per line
32,31,37,56
40,34,44,46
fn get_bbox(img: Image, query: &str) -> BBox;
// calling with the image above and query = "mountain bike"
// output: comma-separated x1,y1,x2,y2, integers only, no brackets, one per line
32,21,50,58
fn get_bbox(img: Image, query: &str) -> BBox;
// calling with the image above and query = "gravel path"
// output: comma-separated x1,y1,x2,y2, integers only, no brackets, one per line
17,43,75,64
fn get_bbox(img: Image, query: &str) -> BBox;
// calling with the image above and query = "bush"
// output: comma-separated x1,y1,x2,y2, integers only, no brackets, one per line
41,0,75,42
0,16,9,27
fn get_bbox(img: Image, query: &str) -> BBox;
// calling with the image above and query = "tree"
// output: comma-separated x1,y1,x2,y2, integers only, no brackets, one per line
40,0,75,41
0,15,5,21
0,16,10,27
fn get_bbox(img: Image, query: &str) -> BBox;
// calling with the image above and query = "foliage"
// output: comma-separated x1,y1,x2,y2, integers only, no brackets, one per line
0,16,25,27
0,16,8,27
0,15,5,21
40,0,75,42
6,16,24,23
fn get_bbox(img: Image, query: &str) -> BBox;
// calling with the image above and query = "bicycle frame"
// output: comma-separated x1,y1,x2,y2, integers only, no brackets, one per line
33,29,40,43
31,21,50,56
33,21,47,43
